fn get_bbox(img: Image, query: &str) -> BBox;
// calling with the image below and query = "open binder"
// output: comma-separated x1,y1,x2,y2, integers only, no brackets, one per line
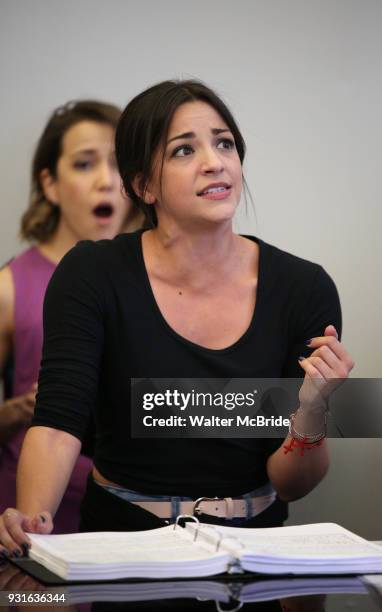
23,516,382,583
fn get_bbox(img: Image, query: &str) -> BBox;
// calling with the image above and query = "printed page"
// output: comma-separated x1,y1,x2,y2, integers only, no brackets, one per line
29,525,232,580
29,525,222,565
189,522,382,559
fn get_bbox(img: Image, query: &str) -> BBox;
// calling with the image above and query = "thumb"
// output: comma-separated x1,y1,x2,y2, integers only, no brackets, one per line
28,512,53,534
324,324,338,339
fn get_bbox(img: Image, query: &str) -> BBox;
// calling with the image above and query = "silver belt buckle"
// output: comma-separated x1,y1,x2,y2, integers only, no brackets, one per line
193,496,219,516
193,496,235,518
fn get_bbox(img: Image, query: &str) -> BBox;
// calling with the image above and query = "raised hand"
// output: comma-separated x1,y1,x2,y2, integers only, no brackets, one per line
298,325,354,410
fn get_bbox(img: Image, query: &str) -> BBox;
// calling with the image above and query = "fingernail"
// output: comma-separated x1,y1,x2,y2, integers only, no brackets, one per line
12,549,21,558
306,339,313,346
40,514,46,523
0,550,9,559
298,356,305,361
21,543,30,556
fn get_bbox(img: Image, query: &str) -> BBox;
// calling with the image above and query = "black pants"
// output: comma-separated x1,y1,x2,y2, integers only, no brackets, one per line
79,474,287,532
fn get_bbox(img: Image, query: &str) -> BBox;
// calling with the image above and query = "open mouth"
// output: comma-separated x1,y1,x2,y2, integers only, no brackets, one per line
197,185,231,196
93,204,114,218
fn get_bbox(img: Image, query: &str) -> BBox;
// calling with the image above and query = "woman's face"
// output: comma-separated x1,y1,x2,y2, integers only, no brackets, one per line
146,101,243,229
42,120,130,241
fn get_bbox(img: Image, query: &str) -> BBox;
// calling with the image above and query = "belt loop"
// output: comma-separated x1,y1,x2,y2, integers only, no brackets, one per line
245,496,251,520
224,497,234,520
173,497,180,521
242,490,252,520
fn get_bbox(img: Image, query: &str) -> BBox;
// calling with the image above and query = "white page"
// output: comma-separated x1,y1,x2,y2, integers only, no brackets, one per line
29,525,225,566
187,523,382,559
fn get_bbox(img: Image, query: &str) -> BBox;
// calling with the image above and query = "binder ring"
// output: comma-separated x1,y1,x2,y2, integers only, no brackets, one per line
173,514,199,531
193,524,221,543
216,534,245,552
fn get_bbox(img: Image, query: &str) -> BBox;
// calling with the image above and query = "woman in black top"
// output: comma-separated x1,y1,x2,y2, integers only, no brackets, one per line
0,80,354,553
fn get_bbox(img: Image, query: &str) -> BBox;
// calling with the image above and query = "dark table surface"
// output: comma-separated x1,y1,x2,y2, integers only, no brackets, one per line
1,558,382,612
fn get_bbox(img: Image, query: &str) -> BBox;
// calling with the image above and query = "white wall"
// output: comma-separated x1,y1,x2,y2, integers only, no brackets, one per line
1,0,381,537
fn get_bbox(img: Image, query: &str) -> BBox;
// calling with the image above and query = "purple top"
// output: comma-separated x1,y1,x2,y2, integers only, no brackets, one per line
0,246,91,532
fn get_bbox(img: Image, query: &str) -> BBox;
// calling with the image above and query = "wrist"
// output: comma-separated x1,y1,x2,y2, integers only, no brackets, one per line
289,407,327,442
298,403,328,418
298,377,328,415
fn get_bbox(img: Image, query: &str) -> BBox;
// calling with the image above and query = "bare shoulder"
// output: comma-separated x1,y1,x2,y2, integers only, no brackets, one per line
0,265,14,334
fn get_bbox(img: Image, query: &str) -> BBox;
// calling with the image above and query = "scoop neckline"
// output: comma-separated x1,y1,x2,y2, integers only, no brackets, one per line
137,229,265,355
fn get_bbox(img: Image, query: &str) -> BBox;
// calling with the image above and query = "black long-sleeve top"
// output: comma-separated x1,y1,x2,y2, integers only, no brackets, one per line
32,230,341,511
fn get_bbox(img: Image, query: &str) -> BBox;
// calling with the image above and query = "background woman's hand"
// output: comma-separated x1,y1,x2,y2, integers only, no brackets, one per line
10,382,38,426
298,325,354,411
0,508,53,557
0,383,38,445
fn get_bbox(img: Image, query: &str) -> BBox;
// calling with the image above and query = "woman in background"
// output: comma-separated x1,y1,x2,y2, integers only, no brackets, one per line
0,100,142,533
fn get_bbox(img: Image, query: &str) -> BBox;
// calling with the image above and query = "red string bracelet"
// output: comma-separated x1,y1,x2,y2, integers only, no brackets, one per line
283,436,324,456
